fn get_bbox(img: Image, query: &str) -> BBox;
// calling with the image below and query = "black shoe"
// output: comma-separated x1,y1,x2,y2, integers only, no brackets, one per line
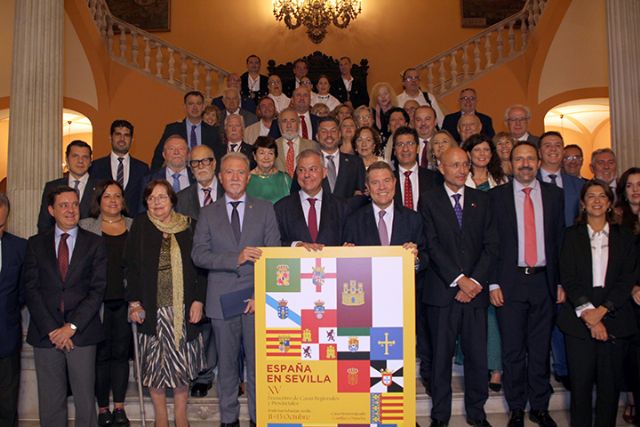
250,421,256,427
220,422,239,427
553,374,571,391
467,419,492,427
112,408,129,426
98,410,114,426
191,382,211,397
429,420,448,427
507,410,524,427
529,410,558,427
488,382,502,392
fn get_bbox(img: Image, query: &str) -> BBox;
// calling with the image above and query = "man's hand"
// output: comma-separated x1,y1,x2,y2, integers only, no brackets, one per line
556,286,566,304
633,285,640,305
61,338,74,352
457,276,482,299
402,242,419,261
295,242,325,252
343,242,355,247
490,288,504,307
590,322,608,341
129,304,145,324
190,301,204,324
455,290,472,303
49,324,76,348
581,306,607,328
237,247,262,266
244,299,255,314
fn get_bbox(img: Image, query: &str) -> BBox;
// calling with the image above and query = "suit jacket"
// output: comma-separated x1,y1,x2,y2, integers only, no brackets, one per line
273,137,319,173
291,152,366,199
138,167,196,213
191,195,281,319
244,120,276,145
536,171,585,227
442,111,495,142
150,120,223,171
227,141,257,170
212,96,257,117
558,223,638,339
79,215,133,236
526,134,540,146
393,166,438,209
124,214,205,340
23,227,107,348
330,77,370,108
419,185,499,307
489,181,565,301
175,180,224,220
268,113,321,141
274,191,349,246
37,175,97,233
0,233,27,357
89,155,149,217
240,72,269,103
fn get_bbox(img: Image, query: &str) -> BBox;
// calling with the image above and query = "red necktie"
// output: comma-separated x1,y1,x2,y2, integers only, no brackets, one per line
300,115,309,139
202,188,212,206
286,140,295,177
523,187,537,267
308,198,318,242
420,142,429,168
403,171,414,210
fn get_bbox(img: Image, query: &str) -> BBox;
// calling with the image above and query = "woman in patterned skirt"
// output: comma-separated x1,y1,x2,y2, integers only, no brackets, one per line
126,180,206,427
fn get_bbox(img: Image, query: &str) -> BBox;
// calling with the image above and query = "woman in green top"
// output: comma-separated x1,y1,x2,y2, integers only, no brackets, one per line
246,136,292,204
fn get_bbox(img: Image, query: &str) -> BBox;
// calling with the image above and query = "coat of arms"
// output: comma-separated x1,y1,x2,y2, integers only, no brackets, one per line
380,369,393,387
277,299,289,319
311,265,325,291
278,335,291,352
276,264,290,286
313,300,326,319
348,336,359,352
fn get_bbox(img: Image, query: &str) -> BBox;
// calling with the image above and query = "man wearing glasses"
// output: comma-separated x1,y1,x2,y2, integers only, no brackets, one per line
562,144,585,180
396,68,444,128
504,104,540,146
442,88,495,142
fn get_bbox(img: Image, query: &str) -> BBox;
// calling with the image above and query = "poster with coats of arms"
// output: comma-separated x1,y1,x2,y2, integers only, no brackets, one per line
255,246,416,426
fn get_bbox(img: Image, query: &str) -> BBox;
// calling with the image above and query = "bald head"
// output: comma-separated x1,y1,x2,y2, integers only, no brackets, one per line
457,114,482,143
439,147,470,192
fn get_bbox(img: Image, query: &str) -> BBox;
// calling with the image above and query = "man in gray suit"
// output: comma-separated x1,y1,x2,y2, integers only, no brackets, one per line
192,152,281,427
222,87,258,127
274,108,319,177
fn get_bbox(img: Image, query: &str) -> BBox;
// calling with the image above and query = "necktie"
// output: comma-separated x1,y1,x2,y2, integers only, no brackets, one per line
190,124,197,149
548,174,558,186
326,155,337,192
523,187,537,267
308,198,318,242
230,143,238,153
286,140,295,177
230,201,241,242
171,172,181,193
452,193,463,229
73,179,80,190
378,210,390,246
202,188,212,206
116,157,125,187
58,233,69,282
420,142,429,168
300,115,309,139
403,171,414,210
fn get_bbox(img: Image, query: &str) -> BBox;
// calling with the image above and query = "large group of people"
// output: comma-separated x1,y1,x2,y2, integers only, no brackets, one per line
0,53,638,427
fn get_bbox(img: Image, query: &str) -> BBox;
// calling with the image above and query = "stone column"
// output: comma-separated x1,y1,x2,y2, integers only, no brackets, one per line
606,0,640,172
7,0,64,238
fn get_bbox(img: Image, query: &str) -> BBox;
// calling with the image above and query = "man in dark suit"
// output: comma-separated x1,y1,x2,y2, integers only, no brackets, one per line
0,194,27,427
292,116,365,199
489,142,565,427
269,86,320,141
192,153,281,427
330,56,369,108
37,140,97,233
24,186,107,427
224,114,257,170
150,90,223,171
504,105,539,146
442,88,495,142
283,58,309,97
419,147,499,427
275,149,348,248
219,87,258,128
213,73,257,114
240,55,269,105
89,119,149,217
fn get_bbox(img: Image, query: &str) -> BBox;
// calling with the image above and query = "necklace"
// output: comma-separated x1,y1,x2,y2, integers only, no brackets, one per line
102,216,123,224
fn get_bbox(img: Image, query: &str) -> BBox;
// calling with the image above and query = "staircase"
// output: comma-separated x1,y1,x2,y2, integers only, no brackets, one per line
415,0,548,97
86,0,229,99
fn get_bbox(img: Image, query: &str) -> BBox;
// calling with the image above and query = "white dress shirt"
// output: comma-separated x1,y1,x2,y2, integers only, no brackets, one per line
372,201,394,241
575,223,610,317
269,93,291,113
290,190,324,247
68,173,90,201
197,179,218,207
342,76,353,92
110,152,130,188
299,111,313,139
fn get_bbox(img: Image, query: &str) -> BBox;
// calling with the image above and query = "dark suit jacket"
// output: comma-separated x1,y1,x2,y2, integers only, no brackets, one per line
23,227,107,348
489,181,565,301
526,134,540,146
175,180,224,220
150,120,223,171
139,167,196,213
558,223,638,339
442,111,495,142
240,72,269,104
536,171,585,227
0,233,27,357
268,113,321,141
212,96,257,117
227,141,257,170
89,155,149,217
274,192,349,246
330,77,370,108
37,176,97,233
419,185,499,307
290,152,366,199
393,166,438,209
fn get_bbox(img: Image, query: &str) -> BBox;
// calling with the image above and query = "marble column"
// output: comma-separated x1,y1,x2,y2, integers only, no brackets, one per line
606,0,640,172
7,0,64,238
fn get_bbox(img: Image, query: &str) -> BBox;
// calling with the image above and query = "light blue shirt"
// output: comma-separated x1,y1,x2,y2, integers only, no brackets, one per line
186,120,202,147
54,225,78,261
513,178,546,267
165,167,190,192
225,193,247,232
540,167,564,188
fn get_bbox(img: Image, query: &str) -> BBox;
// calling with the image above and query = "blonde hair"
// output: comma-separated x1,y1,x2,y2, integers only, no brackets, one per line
369,82,398,110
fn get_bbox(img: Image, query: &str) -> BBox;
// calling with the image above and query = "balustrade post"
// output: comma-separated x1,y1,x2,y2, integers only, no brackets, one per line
155,43,163,78
167,48,175,84
180,54,188,90
118,25,126,60
143,37,151,72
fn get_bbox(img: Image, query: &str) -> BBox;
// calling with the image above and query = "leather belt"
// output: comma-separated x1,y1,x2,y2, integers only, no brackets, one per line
517,266,547,275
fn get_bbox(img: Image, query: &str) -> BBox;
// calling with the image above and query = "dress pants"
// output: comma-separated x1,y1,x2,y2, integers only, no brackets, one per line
428,302,488,422
416,281,431,386
0,349,20,427
565,334,627,427
34,345,97,427
193,318,218,386
550,307,569,377
496,272,554,412
212,314,255,424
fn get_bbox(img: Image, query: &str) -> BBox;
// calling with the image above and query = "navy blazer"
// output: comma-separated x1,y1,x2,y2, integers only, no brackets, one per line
0,233,27,357
274,191,349,246
139,167,196,213
393,166,438,209
89,155,149,217
290,152,366,199
489,181,565,301
240,72,269,104
23,227,107,348
330,77,370,108
37,176,97,233
212,96,257,117
150,120,224,171
268,114,321,141
442,111,495,142
419,185,499,307
536,171,585,227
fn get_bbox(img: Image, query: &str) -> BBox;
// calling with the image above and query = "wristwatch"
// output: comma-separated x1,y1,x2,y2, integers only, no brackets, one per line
69,323,77,331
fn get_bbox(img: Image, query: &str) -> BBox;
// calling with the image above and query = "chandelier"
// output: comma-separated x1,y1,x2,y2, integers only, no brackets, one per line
272,0,362,44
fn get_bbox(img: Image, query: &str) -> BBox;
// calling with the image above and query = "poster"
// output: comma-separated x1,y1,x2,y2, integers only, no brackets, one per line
255,246,416,426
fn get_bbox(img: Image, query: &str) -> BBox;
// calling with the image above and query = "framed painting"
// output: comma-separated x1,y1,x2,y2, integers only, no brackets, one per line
106,0,171,32
461,0,526,28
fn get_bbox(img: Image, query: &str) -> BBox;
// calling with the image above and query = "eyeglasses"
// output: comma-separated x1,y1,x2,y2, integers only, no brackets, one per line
190,157,215,168
563,155,583,161
506,117,529,123
459,96,476,102
395,141,417,148
147,194,169,204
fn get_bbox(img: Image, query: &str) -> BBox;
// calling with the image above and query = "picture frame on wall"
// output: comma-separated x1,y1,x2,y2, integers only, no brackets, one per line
106,0,171,32
461,0,526,28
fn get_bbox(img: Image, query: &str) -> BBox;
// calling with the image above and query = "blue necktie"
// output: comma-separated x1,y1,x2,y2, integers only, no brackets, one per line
452,193,463,229
172,173,181,193
190,125,197,149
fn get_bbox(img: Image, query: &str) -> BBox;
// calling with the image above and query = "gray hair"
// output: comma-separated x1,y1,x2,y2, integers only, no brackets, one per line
504,104,532,122
591,148,616,166
220,152,250,170
224,113,245,128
